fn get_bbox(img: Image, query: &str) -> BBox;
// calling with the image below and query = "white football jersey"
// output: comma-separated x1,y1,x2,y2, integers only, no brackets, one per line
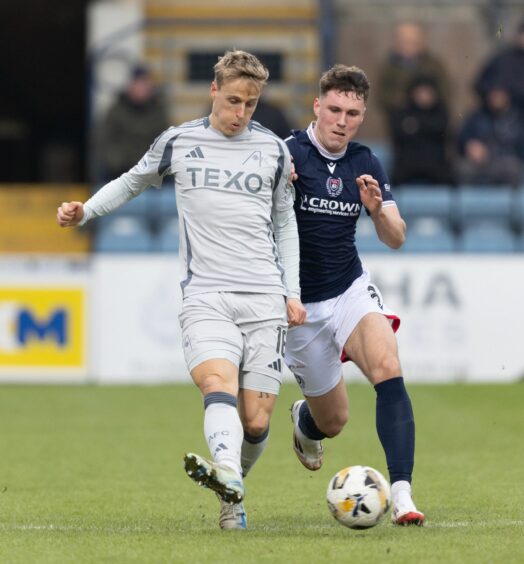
86,117,294,297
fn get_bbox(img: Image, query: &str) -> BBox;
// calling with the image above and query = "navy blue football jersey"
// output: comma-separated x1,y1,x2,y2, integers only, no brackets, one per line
286,128,396,303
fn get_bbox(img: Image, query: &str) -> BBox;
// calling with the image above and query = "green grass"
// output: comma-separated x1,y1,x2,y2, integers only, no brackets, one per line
0,383,523,563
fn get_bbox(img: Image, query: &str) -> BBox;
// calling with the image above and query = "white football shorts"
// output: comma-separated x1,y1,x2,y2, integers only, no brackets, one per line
179,292,287,394
285,271,400,397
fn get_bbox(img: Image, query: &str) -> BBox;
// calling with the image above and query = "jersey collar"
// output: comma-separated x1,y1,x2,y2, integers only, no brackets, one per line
306,122,347,161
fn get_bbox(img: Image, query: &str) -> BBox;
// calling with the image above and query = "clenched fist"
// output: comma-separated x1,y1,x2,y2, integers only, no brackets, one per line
57,201,85,227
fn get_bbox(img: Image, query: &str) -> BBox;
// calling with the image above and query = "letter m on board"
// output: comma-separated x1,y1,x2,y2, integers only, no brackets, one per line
17,309,67,346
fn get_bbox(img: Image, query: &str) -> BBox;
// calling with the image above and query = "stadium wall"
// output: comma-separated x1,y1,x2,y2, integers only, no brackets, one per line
0,255,521,384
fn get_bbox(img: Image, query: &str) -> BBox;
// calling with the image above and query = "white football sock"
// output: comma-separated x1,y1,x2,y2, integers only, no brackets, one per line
204,402,243,478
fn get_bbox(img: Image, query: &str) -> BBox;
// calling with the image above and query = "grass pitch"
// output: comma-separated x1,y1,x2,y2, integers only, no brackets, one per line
0,382,523,563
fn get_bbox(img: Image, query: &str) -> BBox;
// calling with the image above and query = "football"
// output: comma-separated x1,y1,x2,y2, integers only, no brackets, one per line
326,465,391,529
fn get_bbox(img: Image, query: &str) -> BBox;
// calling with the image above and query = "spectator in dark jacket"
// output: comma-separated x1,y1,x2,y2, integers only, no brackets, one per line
376,22,450,122
475,20,524,113
390,75,454,185
457,85,524,187
95,64,169,182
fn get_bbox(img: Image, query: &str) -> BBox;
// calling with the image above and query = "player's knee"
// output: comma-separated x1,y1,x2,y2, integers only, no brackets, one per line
371,356,402,383
243,419,270,438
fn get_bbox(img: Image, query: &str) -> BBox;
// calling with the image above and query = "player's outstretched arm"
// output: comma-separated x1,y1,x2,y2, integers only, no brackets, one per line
57,201,85,228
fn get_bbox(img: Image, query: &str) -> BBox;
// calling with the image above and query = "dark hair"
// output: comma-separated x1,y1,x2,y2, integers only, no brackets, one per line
319,64,370,102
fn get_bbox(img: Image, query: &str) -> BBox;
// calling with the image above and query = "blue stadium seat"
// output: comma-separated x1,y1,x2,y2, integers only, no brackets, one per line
456,186,513,228
512,185,524,233
94,216,152,252
403,217,455,253
396,185,453,220
156,217,180,252
458,220,516,253
355,215,387,253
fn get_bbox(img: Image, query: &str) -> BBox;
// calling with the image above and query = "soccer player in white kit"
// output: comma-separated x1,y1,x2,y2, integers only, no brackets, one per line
57,51,306,530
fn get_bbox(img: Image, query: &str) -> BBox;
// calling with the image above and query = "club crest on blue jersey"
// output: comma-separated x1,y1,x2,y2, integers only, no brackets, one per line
326,177,343,197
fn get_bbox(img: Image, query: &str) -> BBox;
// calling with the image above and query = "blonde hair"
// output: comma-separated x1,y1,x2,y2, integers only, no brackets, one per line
213,50,269,88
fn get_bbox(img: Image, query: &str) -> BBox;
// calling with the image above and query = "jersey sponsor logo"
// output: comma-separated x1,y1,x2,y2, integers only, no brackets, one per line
326,176,343,197
243,151,262,166
186,167,264,193
0,288,85,368
300,194,361,216
184,146,205,159
384,183,391,192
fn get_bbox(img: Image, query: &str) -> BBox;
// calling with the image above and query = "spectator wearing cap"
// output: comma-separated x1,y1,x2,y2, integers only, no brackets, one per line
94,64,170,182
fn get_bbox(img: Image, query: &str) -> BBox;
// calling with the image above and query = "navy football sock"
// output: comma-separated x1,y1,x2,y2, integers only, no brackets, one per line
299,400,327,440
375,377,415,484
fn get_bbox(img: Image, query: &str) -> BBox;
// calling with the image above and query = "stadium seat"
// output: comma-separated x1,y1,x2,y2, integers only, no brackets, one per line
94,216,152,252
403,217,456,253
355,214,387,253
396,184,453,221
455,186,514,232
458,220,516,253
512,185,524,233
156,217,180,252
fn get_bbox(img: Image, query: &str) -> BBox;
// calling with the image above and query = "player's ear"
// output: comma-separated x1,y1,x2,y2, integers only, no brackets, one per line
313,97,320,118
210,81,218,99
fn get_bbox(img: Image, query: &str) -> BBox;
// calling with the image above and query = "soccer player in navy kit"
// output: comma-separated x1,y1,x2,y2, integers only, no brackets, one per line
285,64,425,526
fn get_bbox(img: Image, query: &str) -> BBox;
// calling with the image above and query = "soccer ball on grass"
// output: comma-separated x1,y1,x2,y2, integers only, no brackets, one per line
326,465,391,529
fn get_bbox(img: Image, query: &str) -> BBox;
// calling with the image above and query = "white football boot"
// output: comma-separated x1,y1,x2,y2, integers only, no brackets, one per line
290,400,323,471
184,452,244,504
391,480,425,526
217,495,247,530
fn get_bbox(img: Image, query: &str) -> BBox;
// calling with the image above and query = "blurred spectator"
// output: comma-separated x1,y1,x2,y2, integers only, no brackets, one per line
376,22,450,123
475,20,524,113
390,75,455,185
94,64,169,182
252,96,294,139
457,85,524,188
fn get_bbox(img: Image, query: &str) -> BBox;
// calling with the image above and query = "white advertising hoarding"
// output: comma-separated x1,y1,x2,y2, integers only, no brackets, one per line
91,254,524,384
1,254,523,383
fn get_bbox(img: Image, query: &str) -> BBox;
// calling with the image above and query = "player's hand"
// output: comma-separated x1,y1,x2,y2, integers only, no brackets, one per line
357,175,382,216
57,201,85,227
288,159,298,184
287,297,307,327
